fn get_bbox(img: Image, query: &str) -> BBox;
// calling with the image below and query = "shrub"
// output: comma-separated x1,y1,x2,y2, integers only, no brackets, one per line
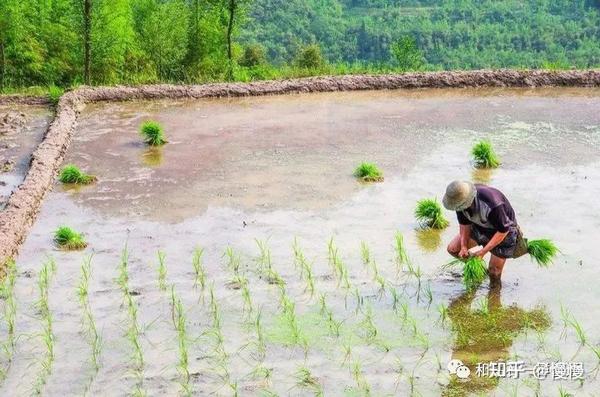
471,140,500,168
528,239,559,267
239,44,267,67
353,162,383,182
54,226,87,250
140,121,167,146
294,44,324,69
58,164,96,184
48,86,64,106
415,198,449,229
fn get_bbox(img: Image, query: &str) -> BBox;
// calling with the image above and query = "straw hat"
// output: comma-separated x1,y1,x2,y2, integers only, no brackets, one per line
442,180,476,211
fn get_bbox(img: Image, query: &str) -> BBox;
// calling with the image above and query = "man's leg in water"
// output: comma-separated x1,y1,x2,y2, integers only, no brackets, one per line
488,254,506,284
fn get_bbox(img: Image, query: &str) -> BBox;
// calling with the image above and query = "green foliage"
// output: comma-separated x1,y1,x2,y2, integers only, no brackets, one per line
239,44,267,67
140,121,167,146
353,162,383,182
390,36,425,72
54,226,87,250
59,164,96,185
527,239,559,267
48,86,64,106
414,198,449,229
471,140,501,168
294,44,325,69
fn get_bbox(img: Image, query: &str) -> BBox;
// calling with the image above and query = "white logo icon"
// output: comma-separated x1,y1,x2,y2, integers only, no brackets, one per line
447,359,471,379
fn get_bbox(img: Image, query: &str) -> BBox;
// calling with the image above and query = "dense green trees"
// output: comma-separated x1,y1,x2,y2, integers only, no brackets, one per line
1,0,600,89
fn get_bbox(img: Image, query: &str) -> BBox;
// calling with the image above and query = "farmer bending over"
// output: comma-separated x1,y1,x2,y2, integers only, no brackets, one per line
443,180,527,282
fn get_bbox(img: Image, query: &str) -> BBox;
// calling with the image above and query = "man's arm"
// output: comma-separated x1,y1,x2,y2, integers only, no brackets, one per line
473,230,509,258
459,223,471,258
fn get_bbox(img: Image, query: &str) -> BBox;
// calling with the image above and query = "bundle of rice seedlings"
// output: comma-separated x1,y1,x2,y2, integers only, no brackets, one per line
353,162,383,182
58,164,97,184
140,121,167,146
471,140,500,168
414,198,449,229
527,239,559,268
445,256,487,290
54,226,87,250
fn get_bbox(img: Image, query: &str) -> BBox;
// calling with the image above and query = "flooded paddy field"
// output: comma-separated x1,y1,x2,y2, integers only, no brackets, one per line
0,105,52,208
6,88,600,396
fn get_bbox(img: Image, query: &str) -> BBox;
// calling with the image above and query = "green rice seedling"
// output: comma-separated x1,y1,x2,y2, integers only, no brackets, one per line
54,226,87,250
350,360,372,396
191,247,207,291
423,282,433,306
353,162,384,182
527,239,560,267
390,288,401,312
560,305,587,345
77,255,102,380
58,164,97,185
117,247,146,394
353,287,364,314
255,239,272,271
253,309,267,360
170,287,192,396
414,198,449,229
393,231,410,273
445,256,488,290
294,366,323,395
140,120,167,146
33,258,57,395
292,240,317,297
0,260,18,354
279,291,303,344
359,306,379,343
223,246,241,275
156,251,167,291
471,139,501,168
360,241,371,266
327,238,351,289
437,304,448,326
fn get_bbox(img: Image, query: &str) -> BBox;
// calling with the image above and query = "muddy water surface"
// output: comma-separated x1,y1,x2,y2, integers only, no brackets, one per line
7,88,600,396
0,105,52,208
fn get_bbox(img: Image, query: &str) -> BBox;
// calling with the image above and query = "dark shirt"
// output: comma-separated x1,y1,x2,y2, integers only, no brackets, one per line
456,184,517,237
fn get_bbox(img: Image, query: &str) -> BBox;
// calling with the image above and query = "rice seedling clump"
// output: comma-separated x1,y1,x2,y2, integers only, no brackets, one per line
54,226,87,250
446,256,487,290
140,120,167,146
414,198,449,229
471,140,500,168
353,162,384,182
527,239,559,267
58,164,97,185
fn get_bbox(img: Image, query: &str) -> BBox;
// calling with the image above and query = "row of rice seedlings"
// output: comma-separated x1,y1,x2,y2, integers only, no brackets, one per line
117,247,146,395
254,240,285,287
32,258,57,395
292,239,317,297
156,251,168,291
294,365,323,396
76,255,102,393
170,287,192,396
0,260,18,380
205,283,229,380
327,238,351,289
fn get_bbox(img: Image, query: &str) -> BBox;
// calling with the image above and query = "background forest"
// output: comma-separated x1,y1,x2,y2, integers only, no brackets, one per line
1,0,600,90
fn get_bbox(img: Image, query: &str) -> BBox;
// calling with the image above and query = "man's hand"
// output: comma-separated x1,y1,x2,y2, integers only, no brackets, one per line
470,249,487,259
459,246,469,258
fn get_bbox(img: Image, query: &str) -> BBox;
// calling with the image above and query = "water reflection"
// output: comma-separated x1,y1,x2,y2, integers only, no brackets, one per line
415,228,443,252
471,167,495,184
141,146,163,167
443,284,551,396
